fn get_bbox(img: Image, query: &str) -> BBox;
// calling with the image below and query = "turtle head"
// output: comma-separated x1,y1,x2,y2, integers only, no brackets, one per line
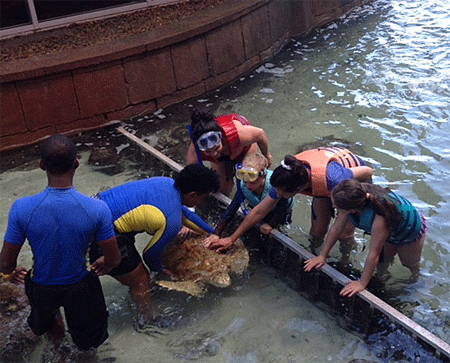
207,272,231,288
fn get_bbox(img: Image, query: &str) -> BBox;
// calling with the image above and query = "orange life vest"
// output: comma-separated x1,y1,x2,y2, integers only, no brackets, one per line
295,147,363,197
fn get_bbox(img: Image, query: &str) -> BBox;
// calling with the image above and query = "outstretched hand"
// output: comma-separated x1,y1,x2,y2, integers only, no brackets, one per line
339,280,365,297
178,226,199,239
259,223,273,235
304,255,326,272
204,235,234,252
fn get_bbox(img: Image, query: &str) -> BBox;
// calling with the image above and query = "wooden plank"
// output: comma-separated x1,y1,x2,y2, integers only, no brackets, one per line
117,126,183,172
270,230,450,358
117,125,450,360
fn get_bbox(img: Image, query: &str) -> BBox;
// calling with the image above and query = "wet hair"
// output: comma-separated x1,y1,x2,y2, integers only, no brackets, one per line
270,155,309,193
190,109,221,142
39,134,77,175
242,153,268,172
175,164,220,195
331,179,402,232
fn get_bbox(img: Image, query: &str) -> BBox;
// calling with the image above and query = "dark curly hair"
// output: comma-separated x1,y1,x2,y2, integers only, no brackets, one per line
270,155,309,193
175,164,220,195
39,134,77,175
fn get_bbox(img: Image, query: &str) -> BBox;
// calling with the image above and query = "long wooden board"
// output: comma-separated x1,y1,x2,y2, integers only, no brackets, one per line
117,125,450,359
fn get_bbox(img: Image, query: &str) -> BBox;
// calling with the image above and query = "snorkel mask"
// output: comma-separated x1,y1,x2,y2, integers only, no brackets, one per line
235,163,266,182
195,131,222,151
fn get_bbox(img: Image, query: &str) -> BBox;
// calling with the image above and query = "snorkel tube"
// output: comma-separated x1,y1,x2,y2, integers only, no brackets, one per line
235,179,250,216
186,125,204,166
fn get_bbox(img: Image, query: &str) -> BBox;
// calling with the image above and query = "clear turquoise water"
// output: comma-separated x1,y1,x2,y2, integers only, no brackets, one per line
191,0,450,346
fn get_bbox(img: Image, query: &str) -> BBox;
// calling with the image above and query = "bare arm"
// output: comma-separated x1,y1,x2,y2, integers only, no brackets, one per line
0,241,27,284
95,237,121,275
304,209,349,271
205,194,278,251
351,166,373,183
0,241,22,274
340,215,388,297
235,122,273,166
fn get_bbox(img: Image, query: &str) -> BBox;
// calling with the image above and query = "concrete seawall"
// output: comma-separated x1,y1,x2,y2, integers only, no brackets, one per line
0,0,371,151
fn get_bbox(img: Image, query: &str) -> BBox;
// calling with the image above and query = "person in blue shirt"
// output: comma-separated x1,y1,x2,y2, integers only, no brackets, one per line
214,153,293,238
89,164,220,325
304,179,427,297
0,135,121,354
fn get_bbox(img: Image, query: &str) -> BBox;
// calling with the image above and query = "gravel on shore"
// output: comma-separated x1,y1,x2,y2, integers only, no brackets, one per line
0,0,227,62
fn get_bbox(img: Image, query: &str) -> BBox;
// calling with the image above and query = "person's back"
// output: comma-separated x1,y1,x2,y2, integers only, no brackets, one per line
8,187,115,285
99,177,181,229
1,134,120,357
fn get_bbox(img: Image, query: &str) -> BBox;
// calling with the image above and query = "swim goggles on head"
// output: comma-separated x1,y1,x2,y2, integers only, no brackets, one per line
195,131,222,151
235,163,266,182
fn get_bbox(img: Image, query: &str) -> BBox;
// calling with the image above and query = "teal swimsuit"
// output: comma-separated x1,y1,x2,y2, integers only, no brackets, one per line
348,192,422,245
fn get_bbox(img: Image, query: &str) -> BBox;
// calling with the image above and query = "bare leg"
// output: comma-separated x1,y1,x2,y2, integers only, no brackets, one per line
397,234,425,282
338,221,357,262
309,197,332,253
113,262,155,324
48,310,65,349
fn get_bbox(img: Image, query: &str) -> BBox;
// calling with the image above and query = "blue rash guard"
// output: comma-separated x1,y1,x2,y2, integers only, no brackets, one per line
4,187,115,285
99,177,214,272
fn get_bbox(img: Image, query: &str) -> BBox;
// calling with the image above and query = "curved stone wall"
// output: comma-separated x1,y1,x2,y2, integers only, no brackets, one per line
0,0,370,151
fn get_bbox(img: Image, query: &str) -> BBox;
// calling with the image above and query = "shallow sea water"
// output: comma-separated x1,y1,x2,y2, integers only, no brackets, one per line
0,151,383,363
1,0,450,361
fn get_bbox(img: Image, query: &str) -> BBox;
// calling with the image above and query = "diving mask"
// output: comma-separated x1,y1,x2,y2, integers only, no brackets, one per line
235,164,266,182
195,131,222,151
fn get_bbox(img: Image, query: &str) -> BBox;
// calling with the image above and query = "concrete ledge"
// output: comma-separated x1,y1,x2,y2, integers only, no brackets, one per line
0,0,370,151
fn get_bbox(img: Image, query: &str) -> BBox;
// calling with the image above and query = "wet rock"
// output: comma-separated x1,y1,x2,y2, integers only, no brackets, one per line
88,147,124,175
88,147,121,166
168,332,223,360
156,235,249,296
0,281,40,363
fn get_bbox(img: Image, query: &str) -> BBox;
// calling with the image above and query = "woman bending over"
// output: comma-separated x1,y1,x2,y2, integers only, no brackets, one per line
304,179,427,297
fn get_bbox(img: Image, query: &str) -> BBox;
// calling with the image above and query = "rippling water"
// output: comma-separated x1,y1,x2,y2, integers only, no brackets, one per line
204,0,450,343
1,0,449,361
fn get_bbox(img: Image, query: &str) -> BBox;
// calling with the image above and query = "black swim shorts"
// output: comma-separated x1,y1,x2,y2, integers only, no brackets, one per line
25,271,109,350
90,231,141,277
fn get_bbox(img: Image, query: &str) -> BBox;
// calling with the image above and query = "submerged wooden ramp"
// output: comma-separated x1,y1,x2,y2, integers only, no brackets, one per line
117,125,450,362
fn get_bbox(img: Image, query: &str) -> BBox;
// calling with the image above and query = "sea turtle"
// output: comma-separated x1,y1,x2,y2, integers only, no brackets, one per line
156,235,249,297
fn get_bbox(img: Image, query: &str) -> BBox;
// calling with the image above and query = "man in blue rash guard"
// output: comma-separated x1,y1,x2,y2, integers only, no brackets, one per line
1,135,121,354
89,164,220,325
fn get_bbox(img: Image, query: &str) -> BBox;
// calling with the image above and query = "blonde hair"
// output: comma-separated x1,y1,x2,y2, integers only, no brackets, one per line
242,153,268,172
